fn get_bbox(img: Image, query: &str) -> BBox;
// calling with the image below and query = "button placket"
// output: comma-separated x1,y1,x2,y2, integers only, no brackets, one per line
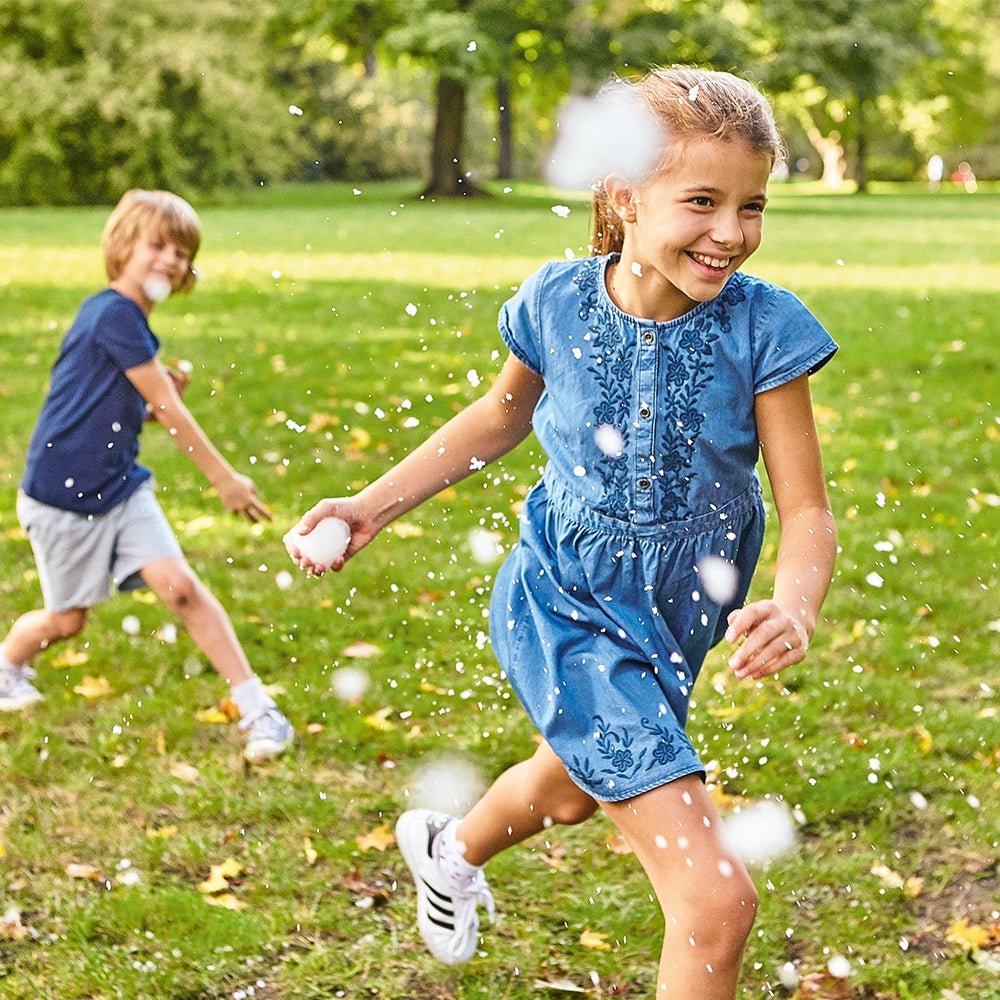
634,324,658,514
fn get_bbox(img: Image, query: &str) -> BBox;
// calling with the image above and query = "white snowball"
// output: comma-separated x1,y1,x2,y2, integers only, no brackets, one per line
594,424,625,458
545,84,665,190
723,800,797,865
330,666,370,704
697,555,740,605
408,755,485,815
285,517,351,570
827,955,852,978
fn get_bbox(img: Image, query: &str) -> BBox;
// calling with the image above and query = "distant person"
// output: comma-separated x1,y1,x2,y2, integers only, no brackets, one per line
951,161,977,193
288,66,838,997
0,190,293,763
927,154,944,191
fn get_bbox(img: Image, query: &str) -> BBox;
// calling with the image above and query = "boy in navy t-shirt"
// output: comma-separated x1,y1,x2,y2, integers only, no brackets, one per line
0,190,292,763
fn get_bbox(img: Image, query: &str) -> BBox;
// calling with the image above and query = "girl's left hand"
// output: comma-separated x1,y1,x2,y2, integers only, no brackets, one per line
725,600,809,680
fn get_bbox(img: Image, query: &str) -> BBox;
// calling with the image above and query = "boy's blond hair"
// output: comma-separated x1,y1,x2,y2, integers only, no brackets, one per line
102,190,201,294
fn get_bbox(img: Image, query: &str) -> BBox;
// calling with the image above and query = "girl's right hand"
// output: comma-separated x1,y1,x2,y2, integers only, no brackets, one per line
284,496,381,575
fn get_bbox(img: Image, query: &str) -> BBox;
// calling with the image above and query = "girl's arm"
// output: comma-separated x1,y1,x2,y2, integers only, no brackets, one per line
125,359,271,522
727,373,837,680
288,353,544,573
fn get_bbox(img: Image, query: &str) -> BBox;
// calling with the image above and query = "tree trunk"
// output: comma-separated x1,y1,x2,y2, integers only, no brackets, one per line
792,105,847,188
423,73,483,197
496,74,513,179
854,97,869,193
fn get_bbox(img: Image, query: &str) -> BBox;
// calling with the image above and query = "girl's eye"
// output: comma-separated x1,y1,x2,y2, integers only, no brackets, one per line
690,196,713,207
743,202,766,214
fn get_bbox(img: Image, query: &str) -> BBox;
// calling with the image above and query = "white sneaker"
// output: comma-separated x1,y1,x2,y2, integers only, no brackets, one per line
241,707,293,762
395,809,495,966
0,666,44,711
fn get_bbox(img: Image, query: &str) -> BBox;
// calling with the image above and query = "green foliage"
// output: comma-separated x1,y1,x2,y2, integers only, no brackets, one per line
0,0,299,205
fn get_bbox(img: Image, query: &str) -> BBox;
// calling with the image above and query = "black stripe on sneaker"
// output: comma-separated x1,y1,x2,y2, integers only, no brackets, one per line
422,879,454,907
428,914,455,931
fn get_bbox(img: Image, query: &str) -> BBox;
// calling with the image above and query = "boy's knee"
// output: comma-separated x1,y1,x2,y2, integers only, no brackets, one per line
50,608,87,640
153,566,201,610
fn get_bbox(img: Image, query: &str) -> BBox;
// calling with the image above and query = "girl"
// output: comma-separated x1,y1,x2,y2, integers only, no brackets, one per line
0,190,293,763
287,67,837,997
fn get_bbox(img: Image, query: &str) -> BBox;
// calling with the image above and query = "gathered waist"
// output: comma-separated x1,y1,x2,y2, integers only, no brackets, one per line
539,466,763,543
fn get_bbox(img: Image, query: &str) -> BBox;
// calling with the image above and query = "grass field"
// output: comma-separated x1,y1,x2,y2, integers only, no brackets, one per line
0,181,997,1000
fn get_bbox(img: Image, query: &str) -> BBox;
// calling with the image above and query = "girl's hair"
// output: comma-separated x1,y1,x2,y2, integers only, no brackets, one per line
102,189,201,293
591,66,785,255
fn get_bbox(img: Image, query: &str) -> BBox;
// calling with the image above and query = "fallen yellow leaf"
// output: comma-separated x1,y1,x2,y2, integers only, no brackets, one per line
73,675,113,699
204,893,246,910
946,918,992,952
195,707,231,725
217,858,244,879
871,862,905,889
146,825,178,840
904,876,925,898
579,928,611,951
913,725,934,753
303,837,318,866
52,648,89,668
356,823,395,852
197,858,244,894
363,706,396,732
168,761,200,783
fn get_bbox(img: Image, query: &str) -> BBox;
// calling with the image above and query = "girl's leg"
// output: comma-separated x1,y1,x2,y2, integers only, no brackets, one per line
602,774,758,999
140,557,252,686
457,740,599,865
2,607,88,665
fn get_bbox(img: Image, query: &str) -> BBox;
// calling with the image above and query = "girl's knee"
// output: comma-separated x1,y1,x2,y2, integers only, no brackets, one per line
545,792,599,827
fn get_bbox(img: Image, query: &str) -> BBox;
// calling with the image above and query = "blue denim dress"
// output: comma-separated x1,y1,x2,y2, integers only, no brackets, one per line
490,255,837,801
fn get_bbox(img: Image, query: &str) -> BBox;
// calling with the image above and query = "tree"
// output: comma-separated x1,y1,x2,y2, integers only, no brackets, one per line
0,0,298,206
752,0,944,190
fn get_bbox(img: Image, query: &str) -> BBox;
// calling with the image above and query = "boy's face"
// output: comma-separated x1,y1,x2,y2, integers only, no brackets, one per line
116,233,192,308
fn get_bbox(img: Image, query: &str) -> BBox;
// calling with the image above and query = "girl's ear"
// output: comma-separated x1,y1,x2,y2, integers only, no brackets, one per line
604,174,638,223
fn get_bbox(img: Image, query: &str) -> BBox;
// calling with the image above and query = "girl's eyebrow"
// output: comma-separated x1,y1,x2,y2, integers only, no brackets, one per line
681,184,768,202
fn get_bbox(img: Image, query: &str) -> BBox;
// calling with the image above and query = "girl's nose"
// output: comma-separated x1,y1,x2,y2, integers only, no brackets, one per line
711,213,745,249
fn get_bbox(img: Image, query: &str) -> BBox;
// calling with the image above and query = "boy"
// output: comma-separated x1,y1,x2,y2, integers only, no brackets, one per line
0,189,292,763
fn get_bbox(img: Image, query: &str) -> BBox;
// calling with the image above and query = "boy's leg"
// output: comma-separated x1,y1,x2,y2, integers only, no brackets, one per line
0,607,87,709
140,557,291,759
602,774,758,999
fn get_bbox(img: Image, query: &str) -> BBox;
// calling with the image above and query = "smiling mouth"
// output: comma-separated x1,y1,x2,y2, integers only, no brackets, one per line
689,251,731,270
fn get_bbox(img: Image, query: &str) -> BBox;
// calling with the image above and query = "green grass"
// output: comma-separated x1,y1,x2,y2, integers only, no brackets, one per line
0,180,998,999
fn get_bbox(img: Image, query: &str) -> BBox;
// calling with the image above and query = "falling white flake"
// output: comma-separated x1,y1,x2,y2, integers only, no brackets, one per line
687,84,700,102
467,40,477,51
827,956,852,979
121,615,141,636
573,465,587,477
405,302,418,316
697,555,739,605
865,571,885,588
722,800,797,865
777,963,799,990
551,205,571,218
594,424,625,458
288,105,304,116
157,623,177,644
909,791,928,810
468,528,503,564
630,261,643,277
275,570,294,590
64,478,74,488
466,369,481,387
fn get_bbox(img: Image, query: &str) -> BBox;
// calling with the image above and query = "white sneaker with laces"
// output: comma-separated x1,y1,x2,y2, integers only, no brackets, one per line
0,666,44,711
241,707,293,762
395,809,495,966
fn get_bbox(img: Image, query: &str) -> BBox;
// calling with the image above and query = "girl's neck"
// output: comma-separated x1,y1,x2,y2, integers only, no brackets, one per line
605,255,696,324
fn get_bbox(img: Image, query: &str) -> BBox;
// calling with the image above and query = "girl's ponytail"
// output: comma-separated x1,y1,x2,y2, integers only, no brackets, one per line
590,186,625,256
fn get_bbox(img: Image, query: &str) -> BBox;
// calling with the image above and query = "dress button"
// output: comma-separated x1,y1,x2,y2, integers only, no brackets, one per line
638,477,651,489
639,404,651,419
642,331,655,345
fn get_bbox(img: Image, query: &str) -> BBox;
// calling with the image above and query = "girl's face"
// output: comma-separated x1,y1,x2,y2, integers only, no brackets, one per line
611,137,773,320
114,231,192,311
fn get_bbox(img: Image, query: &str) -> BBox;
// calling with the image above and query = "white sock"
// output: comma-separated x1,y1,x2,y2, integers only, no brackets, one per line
436,821,482,889
229,676,275,724
0,650,19,673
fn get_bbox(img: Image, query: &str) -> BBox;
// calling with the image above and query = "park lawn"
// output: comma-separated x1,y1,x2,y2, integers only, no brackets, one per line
0,181,997,999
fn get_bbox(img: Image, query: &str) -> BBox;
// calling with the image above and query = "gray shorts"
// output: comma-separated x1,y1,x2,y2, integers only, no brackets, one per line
17,482,184,611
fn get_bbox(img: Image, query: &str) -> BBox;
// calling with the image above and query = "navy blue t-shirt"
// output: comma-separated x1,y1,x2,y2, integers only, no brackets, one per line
22,289,159,514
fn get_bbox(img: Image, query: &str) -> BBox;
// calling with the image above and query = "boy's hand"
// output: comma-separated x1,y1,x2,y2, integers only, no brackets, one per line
285,496,381,575
725,600,809,681
217,473,272,523
165,364,190,397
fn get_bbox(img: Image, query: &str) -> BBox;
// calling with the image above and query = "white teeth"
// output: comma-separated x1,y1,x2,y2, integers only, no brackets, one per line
692,253,729,269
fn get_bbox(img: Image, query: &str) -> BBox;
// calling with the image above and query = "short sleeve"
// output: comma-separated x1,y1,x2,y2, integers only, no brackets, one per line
497,264,550,375
752,287,838,394
94,297,159,372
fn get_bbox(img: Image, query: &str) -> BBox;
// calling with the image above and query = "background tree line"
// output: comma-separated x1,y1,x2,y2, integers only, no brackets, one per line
1,0,997,206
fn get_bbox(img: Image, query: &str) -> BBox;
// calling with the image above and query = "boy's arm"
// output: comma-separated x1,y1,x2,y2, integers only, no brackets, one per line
727,374,837,679
125,359,271,522
289,353,543,571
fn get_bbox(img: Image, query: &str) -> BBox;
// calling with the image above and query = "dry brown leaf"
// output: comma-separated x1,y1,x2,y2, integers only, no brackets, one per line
342,641,382,659
65,863,101,881
579,928,611,951
355,822,395,852
303,836,318,866
798,971,854,998
0,907,27,941
606,832,634,855
169,761,200,783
